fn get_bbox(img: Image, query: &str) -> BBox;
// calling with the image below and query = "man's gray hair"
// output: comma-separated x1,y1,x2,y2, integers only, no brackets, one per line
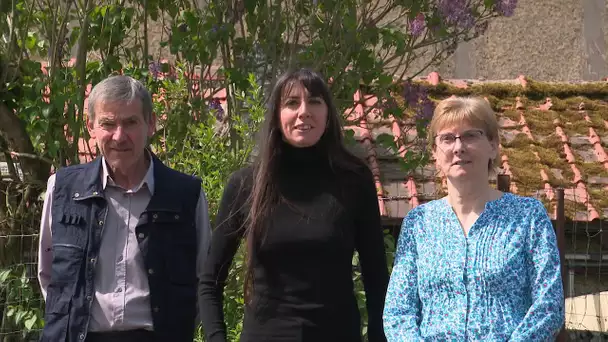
88,75,153,123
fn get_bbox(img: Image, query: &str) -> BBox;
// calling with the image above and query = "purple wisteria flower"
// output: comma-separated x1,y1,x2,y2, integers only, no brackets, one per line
149,61,161,79
209,98,224,120
495,0,517,17
403,81,435,123
409,13,426,36
436,0,475,29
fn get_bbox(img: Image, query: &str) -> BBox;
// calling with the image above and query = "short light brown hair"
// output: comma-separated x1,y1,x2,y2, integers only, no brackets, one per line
427,96,500,172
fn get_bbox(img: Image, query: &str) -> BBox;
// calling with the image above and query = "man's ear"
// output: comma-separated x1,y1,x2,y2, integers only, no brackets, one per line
87,118,96,139
147,114,156,137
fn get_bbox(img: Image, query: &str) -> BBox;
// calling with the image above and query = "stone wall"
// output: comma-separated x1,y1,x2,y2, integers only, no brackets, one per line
431,0,607,81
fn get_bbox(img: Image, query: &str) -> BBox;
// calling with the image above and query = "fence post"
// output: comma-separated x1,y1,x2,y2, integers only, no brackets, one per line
556,188,567,342
497,174,510,193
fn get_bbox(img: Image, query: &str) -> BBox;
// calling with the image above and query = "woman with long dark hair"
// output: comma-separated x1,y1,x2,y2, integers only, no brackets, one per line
198,69,389,342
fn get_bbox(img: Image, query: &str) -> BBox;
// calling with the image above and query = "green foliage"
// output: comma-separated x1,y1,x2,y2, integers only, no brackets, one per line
0,0,514,340
0,266,45,340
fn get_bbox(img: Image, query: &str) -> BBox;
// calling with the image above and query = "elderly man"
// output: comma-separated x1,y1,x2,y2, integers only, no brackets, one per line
37,75,211,342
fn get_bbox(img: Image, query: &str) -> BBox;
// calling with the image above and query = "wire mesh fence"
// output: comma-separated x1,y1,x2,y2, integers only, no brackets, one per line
0,179,45,342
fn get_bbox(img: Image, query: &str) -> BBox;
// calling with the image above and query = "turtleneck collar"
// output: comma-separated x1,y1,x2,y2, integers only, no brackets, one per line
279,141,329,170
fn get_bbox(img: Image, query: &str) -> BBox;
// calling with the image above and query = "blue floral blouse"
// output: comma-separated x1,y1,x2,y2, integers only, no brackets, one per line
383,193,564,341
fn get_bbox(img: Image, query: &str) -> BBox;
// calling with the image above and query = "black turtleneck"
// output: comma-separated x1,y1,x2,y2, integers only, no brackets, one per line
198,143,389,342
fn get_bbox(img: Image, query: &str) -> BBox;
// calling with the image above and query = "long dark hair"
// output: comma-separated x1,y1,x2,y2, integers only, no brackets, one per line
242,68,365,304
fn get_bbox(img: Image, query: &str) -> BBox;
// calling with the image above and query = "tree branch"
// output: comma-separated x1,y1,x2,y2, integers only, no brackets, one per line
0,102,48,183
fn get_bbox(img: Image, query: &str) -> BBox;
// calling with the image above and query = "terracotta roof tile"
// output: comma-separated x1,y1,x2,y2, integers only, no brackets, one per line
349,72,608,222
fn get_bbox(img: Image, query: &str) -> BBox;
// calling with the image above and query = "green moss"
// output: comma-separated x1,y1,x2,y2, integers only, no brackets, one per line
586,112,607,135
562,167,575,183
396,79,608,105
484,95,515,112
524,110,558,135
563,97,603,111
588,186,608,209
587,114,605,130
502,148,543,189
502,110,521,122
502,133,535,149
576,162,608,177
525,109,559,121
532,143,575,182
557,110,586,123
548,98,569,111
530,145,572,187
535,146,567,169
539,133,565,150
542,167,570,188
563,200,589,219
564,121,592,136
539,197,553,213
525,80,608,99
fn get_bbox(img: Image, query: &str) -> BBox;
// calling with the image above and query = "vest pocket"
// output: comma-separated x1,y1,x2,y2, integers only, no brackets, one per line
50,244,84,284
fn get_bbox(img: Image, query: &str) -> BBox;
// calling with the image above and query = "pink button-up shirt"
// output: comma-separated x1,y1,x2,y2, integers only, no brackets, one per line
37,157,211,332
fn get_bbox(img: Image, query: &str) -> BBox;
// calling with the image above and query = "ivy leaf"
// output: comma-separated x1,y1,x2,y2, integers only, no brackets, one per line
376,133,397,151
42,105,53,118
25,33,37,50
15,309,27,324
25,314,38,330
0,269,11,284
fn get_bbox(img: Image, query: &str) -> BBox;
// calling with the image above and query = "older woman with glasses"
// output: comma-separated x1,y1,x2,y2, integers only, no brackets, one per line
383,96,564,341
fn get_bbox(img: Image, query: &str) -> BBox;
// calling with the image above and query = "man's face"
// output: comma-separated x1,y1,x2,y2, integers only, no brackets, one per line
87,100,155,172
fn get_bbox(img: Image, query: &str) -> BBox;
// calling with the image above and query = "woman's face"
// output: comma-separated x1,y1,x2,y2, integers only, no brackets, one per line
432,123,497,181
278,82,328,148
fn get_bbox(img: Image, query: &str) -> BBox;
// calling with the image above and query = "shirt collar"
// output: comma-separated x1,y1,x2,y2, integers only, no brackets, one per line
101,150,155,194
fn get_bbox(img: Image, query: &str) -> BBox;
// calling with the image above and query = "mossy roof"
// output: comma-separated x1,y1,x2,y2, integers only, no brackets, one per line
347,74,608,222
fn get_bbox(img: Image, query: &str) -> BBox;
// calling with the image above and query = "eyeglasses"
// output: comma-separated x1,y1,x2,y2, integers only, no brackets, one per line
435,129,485,149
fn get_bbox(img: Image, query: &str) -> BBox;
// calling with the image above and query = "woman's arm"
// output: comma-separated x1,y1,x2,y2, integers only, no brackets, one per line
383,209,424,342
354,168,389,342
509,200,565,341
198,168,251,342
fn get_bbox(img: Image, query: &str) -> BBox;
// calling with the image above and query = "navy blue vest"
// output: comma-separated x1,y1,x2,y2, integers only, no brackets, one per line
40,154,201,342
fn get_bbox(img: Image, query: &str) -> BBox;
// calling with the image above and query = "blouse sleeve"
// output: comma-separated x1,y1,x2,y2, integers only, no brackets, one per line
198,168,250,342
509,200,565,341
382,209,424,342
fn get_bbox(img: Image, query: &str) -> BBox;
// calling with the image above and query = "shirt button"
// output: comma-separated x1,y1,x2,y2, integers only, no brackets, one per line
148,269,154,275
93,191,98,195
98,220,104,226
74,193,80,198
86,295,92,301
174,214,180,220
152,214,158,220
90,258,96,264
138,233,145,239
79,333,85,340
